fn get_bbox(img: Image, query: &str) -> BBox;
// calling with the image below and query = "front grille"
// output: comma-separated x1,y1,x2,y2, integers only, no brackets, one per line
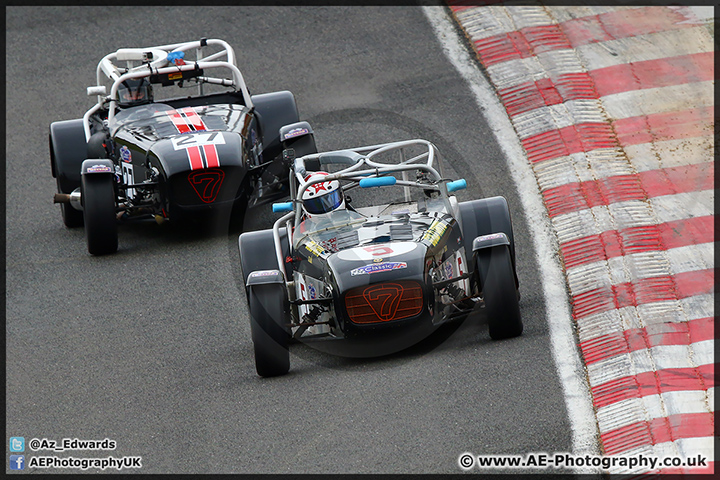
345,280,423,324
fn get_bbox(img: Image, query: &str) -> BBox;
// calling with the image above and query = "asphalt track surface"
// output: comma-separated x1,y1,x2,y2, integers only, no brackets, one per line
6,6,578,474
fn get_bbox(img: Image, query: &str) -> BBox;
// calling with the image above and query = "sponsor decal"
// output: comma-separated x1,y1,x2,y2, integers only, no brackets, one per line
351,262,407,276
336,242,417,261
168,72,183,81
249,270,278,277
422,220,449,247
479,232,506,242
86,165,112,173
283,127,309,140
304,240,328,258
308,284,317,300
187,168,224,203
444,261,453,279
119,145,132,163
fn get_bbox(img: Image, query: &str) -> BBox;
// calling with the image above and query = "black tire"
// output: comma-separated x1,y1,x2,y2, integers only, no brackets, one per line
57,178,84,228
251,91,300,162
238,228,292,293
50,121,86,228
476,245,523,340
459,196,519,289
82,174,118,255
249,284,290,377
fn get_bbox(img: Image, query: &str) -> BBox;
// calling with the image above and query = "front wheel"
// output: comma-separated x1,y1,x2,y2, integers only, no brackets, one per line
57,178,84,228
476,246,522,340
248,283,290,377
82,174,118,255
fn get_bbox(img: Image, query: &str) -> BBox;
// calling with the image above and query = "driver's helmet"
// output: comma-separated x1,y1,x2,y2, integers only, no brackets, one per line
301,172,345,218
117,78,153,107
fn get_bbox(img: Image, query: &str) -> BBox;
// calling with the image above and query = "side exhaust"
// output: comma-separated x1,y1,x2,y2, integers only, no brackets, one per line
53,188,82,211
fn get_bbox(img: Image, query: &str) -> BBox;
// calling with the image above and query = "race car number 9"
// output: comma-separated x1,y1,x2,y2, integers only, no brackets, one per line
171,132,226,150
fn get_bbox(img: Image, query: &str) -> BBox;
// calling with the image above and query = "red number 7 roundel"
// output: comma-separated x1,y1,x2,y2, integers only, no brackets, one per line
188,168,225,203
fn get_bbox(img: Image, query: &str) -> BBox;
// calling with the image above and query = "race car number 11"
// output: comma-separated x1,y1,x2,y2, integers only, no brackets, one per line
171,132,226,150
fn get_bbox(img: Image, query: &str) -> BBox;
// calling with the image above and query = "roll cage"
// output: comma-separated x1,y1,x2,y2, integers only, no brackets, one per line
82,38,253,141
270,139,468,282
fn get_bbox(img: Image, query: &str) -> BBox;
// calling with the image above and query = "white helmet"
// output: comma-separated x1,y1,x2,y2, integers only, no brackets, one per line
301,172,345,217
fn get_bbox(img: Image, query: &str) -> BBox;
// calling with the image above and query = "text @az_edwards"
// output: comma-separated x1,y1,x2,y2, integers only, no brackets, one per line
28,437,116,452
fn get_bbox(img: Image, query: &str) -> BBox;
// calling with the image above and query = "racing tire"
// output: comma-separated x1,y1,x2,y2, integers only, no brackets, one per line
249,284,290,377
82,174,118,255
459,197,519,290
57,178,84,228
50,122,86,228
475,245,523,340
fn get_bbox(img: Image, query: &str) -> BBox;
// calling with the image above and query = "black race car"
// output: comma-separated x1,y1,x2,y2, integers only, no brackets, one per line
50,38,317,254
238,139,522,377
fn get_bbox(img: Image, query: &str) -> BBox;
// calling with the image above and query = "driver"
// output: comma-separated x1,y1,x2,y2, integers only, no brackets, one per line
301,172,345,218
117,78,153,108
296,172,348,252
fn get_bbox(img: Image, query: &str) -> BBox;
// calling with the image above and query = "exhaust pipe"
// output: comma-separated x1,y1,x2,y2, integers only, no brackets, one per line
53,188,82,211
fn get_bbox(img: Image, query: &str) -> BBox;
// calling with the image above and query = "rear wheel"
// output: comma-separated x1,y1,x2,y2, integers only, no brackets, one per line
476,246,522,340
249,284,290,377
82,174,118,255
